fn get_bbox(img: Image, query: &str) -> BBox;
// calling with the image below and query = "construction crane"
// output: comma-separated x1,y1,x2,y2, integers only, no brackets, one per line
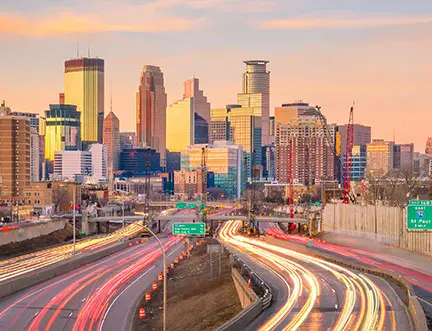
343,105,355,203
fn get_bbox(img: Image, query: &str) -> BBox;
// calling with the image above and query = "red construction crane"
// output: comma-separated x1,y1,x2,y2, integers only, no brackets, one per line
343,105,354,203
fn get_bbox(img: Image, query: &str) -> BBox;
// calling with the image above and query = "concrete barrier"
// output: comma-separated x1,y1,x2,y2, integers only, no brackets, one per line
231,268,257,309
0,242,129,299
0,219,67,246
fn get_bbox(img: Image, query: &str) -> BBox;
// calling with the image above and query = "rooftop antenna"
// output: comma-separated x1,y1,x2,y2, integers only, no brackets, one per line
110,80,113,113
88,41,91,58
76,42,79,58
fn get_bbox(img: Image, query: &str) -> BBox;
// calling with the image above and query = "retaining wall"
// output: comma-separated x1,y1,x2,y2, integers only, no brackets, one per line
323,203,432,257
0,220,67,246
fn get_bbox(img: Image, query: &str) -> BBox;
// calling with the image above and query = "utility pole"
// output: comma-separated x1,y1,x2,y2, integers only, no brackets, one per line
73,183,76,257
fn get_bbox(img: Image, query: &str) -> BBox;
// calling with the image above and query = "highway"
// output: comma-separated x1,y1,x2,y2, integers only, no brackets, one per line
260,222,432,317
0,230,186,330
0,222,145,282
219,221,413,331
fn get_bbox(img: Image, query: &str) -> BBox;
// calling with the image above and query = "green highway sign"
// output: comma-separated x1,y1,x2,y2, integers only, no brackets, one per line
175,202,187,209
407,200,432,231
187,203,197,209
173,222,206,235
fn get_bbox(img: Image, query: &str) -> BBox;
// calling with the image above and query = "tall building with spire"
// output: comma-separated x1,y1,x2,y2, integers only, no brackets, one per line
237,60,270,146
136,65,167,167
103,111,120,172
183,78,210,141
64,57,104,146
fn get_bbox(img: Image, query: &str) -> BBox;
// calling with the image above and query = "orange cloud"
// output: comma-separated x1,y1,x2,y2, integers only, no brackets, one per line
0,13,206,36
258,16,432,29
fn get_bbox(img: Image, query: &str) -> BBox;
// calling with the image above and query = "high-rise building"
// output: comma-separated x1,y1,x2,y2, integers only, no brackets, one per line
341,145,367,182
54,151,92,181
64,57,104,145
10,112,42,182
393,143,414,172
337,124,371,156
89,144,108,183
210,105,261,178
174,168,205,200
262,145,275,179
237,60,270,146
413,152,430,177
103,111,120,172
30,128,40,182
0,103,30,201
275,107,336,185
167,78,210,152
181,141,245,199
45,104,81,161
120,132,136,151
269,115,275,145
274,103,310,125
136,65,167,166
183,78,210,141
366,139,395,176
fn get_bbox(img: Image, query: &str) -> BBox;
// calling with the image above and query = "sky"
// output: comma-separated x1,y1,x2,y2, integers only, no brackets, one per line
1,0,431,152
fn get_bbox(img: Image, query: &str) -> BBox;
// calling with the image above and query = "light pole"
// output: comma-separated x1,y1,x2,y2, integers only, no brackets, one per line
144,223,166,331
73,183,76,257
122,195,125,241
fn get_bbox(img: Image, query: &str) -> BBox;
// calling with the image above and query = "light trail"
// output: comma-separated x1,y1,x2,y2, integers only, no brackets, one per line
219,221,394,331
0,222,144,282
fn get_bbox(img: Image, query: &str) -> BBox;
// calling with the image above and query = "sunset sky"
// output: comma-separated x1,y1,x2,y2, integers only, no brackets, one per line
1,0,431,151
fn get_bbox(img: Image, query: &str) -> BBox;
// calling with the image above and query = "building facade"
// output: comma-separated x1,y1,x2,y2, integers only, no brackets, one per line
89,144,108,183
173,168,205,200
136,65,167,166
103,111,120,172
210,105,262,178
184,78,210,142
30,128,40,182
119,148,161,174
120,132,136,151
64,58,104,144
0,104,30,201
275,108,336,185
44,104,81,161
237,60,270,146
181,141,245,199
366,139,395,176
54,151,92,181
393,143,414,172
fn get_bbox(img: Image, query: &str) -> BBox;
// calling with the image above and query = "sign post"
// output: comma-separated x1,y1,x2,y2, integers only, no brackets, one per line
407,200,432,231
173,222,206,235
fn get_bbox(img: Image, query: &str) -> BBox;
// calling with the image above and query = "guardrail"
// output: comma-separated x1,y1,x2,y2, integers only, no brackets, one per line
215,241,272,331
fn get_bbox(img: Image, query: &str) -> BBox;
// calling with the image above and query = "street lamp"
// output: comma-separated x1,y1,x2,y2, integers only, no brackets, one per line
143,223,167,331
73,183,76,257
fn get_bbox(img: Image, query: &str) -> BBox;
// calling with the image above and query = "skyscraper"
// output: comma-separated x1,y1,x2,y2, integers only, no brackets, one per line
0,102,30,201
393,143,414,172
64,57,104,145
237,60,270,146
275,106,336,185
166,78,210,152
54,151,92,181
45,104,81,161
89,144,108,183
426,137,432,157
210,105,261,178
103,111,120,172
136,65,167,166
183,78,210,141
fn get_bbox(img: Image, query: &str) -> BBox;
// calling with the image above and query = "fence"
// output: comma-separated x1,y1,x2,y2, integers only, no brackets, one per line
322,203,432,257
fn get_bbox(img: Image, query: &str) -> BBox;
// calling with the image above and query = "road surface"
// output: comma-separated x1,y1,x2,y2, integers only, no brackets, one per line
220,220,413,331
261,222,432,317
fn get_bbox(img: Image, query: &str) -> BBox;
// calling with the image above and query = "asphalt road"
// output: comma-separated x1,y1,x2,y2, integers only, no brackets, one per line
220,221,413,331
261,222,432,317
0,231,186,331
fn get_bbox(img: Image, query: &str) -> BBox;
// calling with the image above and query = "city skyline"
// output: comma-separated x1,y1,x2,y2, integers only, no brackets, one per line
1,0,431,152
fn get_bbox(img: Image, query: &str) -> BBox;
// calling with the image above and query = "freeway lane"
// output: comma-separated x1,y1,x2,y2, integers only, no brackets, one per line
0,231,186,331
0,222,144,282
261,222,432,316
220,221,412,331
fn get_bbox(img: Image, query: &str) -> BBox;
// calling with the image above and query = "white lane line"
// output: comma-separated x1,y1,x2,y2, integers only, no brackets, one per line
68,312,73,317
99,265,156,331
81,297,87,302
167,249,177,257
34,310,39,317
331,288,336,293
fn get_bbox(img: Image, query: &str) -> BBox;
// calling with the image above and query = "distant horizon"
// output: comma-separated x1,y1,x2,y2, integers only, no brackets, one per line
1,0,431,152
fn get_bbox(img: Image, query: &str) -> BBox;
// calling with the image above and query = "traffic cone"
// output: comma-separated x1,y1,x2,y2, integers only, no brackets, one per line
145,292,151,302
139,307,146,319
